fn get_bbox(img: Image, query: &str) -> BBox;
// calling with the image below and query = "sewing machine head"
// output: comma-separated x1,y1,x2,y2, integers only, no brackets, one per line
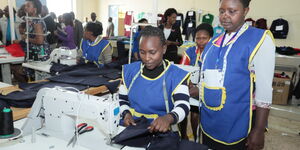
49,47,77,65
22,87,120,148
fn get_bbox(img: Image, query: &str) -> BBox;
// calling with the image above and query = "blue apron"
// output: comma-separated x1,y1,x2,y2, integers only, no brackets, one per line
80,37,110,67
199,24,273,145
183,46,202,67
122,60,190,123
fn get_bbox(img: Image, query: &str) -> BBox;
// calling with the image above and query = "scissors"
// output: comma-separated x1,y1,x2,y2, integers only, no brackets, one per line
67,123,94,147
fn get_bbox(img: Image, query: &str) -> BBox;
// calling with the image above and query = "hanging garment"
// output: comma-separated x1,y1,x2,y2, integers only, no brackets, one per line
213,26,225,37
182,11,196,35
184,20,196,41
175,13,184,28
255,18,268,29
245,18,255,26
124,11,133,37
270,18,289,39
202,13,214,25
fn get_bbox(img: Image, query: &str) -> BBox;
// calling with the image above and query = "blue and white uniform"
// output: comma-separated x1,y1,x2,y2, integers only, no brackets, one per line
199,23,274,145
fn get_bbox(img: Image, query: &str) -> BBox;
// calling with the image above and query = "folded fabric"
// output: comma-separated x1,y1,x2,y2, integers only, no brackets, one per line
112,116,152,147
5,43,25,57
48,75,110,87
112,116,209,150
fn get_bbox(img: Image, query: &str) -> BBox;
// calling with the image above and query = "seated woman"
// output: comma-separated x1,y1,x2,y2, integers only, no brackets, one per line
78,22,112,67
119,26,190,133
55,13,76,49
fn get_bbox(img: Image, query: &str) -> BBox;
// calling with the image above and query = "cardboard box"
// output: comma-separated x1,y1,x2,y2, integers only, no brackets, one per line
272,71,295,105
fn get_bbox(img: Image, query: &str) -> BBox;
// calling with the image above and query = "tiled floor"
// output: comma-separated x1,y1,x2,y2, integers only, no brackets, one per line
186,103,300,150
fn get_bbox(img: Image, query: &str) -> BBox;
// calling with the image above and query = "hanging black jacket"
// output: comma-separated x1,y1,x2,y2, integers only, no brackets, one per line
270,18,289,39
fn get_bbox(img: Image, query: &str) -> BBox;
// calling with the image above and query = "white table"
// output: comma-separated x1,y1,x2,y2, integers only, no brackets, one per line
0,48,24,84
22,61,52,81
0,118,143,150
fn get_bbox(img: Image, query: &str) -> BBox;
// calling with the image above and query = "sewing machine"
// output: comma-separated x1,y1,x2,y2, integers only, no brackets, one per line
21,87,121,150
175,64,200,84
176,64,201,107
46,47,77,66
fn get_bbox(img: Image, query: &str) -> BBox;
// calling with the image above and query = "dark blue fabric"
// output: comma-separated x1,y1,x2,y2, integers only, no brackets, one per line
113,116,208,150
48,75,109,87
0,82,87,108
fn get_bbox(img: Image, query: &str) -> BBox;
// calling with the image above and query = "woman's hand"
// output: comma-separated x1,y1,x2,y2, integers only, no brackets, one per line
148,114,174,133
246,128,265,150
123,112,136,127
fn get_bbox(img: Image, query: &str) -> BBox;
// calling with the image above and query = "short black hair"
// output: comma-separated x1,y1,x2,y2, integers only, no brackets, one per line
138,18,148,31
85,22,103,37
62,13,73,26
221,0,251,8
240,0,251,8
70,11,75,20
138,26,166,46
26,0,42,15
195,23,214,37
164,8,177,20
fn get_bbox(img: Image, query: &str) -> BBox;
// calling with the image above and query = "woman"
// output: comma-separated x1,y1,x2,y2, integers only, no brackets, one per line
24,0,50,61
159,8,183,64
180,23,214,142
199,0,275,149
55,13,76,49
131,18,148,60
119,26,190,134
78,22,112,67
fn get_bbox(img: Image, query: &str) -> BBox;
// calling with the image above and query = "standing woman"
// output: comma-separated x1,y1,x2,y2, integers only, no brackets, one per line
159,8,183,64
55,13,76,49
24,0,50,61
199,0,275,149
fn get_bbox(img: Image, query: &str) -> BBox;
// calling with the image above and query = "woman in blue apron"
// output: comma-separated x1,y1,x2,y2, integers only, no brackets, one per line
78,22,112,68
180,23,213,141
200,0,275,149
119,26,190,133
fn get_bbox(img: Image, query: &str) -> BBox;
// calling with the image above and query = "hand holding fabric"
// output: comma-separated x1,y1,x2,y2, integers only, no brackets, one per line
148,114,174,133
123,112,136,127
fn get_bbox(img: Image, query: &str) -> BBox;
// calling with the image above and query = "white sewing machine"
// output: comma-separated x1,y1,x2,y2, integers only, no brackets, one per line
21,87,121,150
175,64,200,84
176,64,201,107
47,47,77,66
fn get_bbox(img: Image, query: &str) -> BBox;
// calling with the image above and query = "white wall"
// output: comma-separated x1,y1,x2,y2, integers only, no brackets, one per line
98,0,300,48
75,0,99,22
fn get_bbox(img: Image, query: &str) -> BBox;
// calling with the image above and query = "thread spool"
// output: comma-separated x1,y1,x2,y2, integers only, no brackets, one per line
0,108,14,137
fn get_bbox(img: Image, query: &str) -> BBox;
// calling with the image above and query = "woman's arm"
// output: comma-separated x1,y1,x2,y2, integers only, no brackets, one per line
28,23,44,45
57,26,74,42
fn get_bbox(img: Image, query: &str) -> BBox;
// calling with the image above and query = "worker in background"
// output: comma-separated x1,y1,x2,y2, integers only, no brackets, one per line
78,22,112,67
70,11,83,48
131,18,148,61
179,23,214,142
199,0,275,149
119,26,190,135
55,13,76,49
106,17,114,38
90,12,102,26
158,8,183,64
